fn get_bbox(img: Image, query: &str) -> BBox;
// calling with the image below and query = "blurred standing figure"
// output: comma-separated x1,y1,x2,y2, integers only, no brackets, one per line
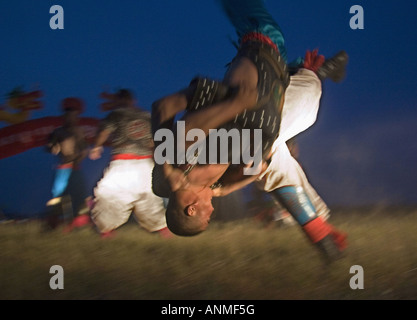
46,97,90,230
89,89,170,238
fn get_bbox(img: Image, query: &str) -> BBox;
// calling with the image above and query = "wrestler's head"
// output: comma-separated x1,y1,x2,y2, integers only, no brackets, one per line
61,97,84,114
61,97,84,126
165,187,214,236
115,88,136,108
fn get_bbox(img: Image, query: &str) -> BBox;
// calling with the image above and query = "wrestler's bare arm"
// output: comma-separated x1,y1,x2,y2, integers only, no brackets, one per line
184,57,258,138
212,162,267,197
183,84,256,139
151,87,192,129
212,172,260,197
89,128,112,160
152,58,257,156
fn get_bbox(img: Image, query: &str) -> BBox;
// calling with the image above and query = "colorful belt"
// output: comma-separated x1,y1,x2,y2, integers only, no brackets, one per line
111,154,153,161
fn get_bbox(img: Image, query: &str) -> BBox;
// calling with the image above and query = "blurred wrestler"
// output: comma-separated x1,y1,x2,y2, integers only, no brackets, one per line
46,98,90,230
152,0,348,261
89,89,170,238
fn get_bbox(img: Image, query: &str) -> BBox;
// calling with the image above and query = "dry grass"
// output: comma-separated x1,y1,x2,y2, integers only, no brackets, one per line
1,207,417,300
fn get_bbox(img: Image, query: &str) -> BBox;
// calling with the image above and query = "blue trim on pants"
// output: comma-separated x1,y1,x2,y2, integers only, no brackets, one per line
270,186,317,226
51,167,72,198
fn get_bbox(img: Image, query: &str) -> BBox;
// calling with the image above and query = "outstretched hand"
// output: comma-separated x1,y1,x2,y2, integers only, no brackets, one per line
303,49,325,73
89,146,103,160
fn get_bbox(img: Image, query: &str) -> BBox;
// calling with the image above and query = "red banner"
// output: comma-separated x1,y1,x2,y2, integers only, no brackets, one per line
0,116,100,159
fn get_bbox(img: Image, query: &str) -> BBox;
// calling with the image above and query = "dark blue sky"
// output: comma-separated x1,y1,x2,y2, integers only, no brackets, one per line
1,0,416,216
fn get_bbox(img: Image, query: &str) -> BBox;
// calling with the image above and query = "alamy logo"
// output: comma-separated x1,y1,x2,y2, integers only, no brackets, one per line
349,265,364,290
153,121,263,175
350,5,364,30
49,265,64,290
49,5,64,30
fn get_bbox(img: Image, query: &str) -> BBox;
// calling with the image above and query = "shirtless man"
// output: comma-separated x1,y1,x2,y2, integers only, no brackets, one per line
152,0,348,261
46,98,90,230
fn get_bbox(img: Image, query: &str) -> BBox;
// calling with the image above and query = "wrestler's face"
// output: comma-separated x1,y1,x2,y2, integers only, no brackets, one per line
191,197,214,230
176,187,214,230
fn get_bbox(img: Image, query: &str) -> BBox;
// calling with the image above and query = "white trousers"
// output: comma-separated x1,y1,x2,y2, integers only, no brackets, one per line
257,68,330,217
91,158,167,233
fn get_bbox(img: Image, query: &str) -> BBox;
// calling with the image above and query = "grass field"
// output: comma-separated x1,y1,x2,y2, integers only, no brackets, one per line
1,206,417,300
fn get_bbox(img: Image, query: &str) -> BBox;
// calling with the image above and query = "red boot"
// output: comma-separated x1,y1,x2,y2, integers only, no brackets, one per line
303,216,348,262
